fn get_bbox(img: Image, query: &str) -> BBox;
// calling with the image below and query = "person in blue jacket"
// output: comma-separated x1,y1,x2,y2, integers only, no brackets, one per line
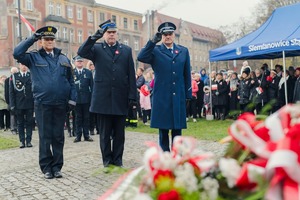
78,20,136,168
13,26,77,179
137,22,192,152
72,55,94,143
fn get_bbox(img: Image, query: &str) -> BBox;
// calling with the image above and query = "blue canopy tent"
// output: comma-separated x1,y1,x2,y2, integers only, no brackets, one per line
209,3,300,61
206,3,300,119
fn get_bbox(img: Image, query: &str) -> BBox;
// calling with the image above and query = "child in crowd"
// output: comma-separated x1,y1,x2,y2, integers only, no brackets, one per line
139,84,151,125
203,86,211,117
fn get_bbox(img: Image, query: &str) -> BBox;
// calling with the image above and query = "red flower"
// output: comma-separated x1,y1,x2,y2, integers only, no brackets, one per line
153,169,174,183
158,189,181,200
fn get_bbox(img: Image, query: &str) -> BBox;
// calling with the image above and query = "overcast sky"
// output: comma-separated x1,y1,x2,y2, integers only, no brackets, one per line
96,0,261,29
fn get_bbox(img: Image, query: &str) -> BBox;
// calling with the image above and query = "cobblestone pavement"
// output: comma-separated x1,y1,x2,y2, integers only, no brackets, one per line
0,129,226,200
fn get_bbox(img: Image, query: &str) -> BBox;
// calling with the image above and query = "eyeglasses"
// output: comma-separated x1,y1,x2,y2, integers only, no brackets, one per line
162,32,173,36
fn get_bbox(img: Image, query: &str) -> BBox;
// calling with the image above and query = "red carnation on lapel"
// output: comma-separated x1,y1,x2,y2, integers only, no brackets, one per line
175,50,178,54
115,50,119,54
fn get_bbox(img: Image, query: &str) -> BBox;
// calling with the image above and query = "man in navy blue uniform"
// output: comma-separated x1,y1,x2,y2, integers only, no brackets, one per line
78,20,136,168
9,63,34,148
13,26,77,179
73,55,93,143
138,22,192,152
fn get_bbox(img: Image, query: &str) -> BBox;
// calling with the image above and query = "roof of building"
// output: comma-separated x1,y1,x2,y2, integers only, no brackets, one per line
154,11,226,44
45,15,72,24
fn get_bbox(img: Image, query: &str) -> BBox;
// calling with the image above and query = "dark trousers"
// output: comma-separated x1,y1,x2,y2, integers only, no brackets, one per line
97,114,126,167
16,109,34,144
191,97,198,119
159,129,182,152
142,109,151,123
65,110,75,136
196,98,204,118
0,109,10,129
75,103,90,140
89,112,98,134
35,103,66,174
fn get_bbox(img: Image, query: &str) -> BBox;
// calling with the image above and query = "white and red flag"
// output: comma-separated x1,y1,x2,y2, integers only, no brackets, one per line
16,10,35,32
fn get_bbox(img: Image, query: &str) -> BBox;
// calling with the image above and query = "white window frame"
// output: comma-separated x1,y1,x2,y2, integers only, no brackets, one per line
67,6,73,18
123,18,128,29
77,7,82,20
134,40,139,51
49,2,54,15
123,39,128,45
26,0,33,11
134,20,138,31
69,29,74,43
56,26,61,39
78,30,82,43
56,3,62,16
99,12,105,22
63,27,68,40
88,10,93,22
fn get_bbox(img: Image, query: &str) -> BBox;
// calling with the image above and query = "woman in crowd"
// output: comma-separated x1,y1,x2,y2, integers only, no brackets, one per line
238,68,252,113
212,72,228,120
228,72,239,118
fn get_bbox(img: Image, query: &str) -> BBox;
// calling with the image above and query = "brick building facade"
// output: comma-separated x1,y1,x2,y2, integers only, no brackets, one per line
0,0,143,69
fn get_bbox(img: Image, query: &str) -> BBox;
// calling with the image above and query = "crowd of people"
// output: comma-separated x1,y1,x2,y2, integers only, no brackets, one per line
184,62,300,121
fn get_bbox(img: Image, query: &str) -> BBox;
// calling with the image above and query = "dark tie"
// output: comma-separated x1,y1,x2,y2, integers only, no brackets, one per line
49,53,53,58
168,48,173,54
79,71,82,75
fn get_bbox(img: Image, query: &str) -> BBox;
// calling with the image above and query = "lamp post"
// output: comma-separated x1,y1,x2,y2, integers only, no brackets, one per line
17,0,22,42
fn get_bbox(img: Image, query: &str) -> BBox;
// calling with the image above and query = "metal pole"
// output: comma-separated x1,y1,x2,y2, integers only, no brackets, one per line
147,10,150,40
283,51,288,105
17,0,22,42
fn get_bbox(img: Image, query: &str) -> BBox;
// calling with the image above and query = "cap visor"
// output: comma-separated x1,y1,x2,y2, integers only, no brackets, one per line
42,35,56,39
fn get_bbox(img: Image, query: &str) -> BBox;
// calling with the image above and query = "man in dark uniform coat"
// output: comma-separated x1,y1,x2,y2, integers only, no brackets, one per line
13,26,77,179
137,22,192,152
78,20,136,167
9,63,34,148
73,55,93,143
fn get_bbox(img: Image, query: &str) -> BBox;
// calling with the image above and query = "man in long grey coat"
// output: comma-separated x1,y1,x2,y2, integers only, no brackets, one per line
138,22,192,152
78,21,136,167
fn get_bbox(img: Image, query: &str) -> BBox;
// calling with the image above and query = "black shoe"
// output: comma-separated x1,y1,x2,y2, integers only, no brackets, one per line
73,138,81,143
53,171,63,178
44,172,53,179
19,142,25,148
84,137,93,142
26,142,33,148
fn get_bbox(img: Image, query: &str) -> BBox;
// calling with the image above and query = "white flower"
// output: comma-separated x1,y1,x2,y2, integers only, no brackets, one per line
174,162,199,192
201,177,219,200
219,158,241,188
133,193,153,200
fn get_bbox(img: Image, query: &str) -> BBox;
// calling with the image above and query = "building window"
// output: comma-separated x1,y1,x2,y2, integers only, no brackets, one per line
26,0,33,11
77,7,82,20
134,40,139,51
56,3,61,16
63,27,68,40
13,0,18,8
15,22,19,37
123,39,128,45
69,29,74,43
190,55,193,61
134,20,138,31
99,12,105,22
56,26,60,39
123,18,128,29
78,30,82,43
112,15,116,24
49,2,54,15
88,10,93,22
67,6,73,19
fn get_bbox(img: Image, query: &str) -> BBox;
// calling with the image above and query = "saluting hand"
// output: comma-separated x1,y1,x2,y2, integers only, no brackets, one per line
151,32,162,43
91,28,107,40
32,32,43,42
